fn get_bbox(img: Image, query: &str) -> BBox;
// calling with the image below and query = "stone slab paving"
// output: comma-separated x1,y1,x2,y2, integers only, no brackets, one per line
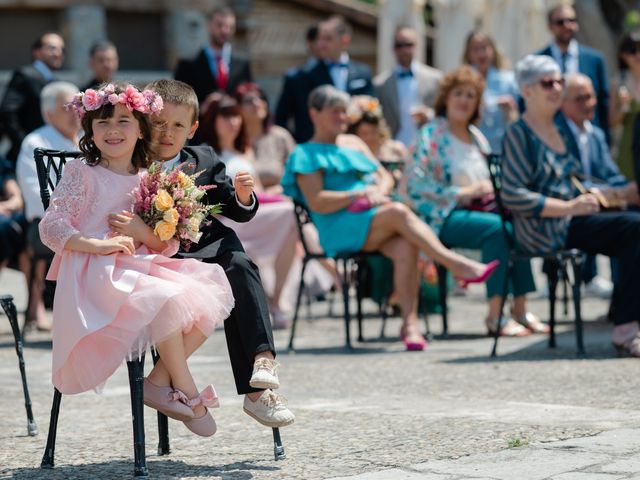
0,259,639,479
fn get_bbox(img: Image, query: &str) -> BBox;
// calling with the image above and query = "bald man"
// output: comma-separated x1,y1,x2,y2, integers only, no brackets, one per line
560,73,639,297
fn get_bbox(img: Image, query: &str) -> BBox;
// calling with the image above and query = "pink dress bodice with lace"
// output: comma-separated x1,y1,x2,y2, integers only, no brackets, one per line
39,159,234,394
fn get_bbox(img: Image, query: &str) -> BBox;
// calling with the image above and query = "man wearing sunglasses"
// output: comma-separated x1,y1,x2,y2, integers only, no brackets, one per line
374,26,442,147
537,3,610,142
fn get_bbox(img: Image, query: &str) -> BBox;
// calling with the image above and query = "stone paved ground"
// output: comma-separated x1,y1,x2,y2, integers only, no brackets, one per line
0,260,639,480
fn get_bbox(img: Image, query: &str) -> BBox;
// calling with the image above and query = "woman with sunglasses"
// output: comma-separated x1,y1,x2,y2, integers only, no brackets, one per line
502,54,640,358
610,32,640,182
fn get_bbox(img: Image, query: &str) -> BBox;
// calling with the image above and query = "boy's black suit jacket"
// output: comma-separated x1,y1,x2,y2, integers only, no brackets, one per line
177,145,258,260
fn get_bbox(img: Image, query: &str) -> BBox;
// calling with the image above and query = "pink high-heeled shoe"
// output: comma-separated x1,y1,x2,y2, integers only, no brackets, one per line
457,260,500,288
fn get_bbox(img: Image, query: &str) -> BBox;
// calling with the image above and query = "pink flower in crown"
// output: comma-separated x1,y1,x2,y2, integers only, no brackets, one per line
82,89,105,111
143,89,163,113
107,93,120,105
119,84,147,113
103,83,116,95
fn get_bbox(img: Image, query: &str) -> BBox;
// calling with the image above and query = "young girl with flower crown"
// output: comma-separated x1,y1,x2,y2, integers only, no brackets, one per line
39,82,234,437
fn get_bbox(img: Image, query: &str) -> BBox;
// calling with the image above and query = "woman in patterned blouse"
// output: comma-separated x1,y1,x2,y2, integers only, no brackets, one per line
502,54,640,358
403,66,543,337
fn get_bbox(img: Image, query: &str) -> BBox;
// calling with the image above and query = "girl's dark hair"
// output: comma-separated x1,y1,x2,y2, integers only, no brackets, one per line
78,82,155,171
618,31,640,71
234,82,272,132
199,93,249,153
433,65,485,125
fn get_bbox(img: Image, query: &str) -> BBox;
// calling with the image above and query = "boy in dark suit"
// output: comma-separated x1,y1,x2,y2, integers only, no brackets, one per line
143,79,294,428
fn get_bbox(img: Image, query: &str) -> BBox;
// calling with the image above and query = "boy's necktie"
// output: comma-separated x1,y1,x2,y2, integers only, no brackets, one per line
216,55,228,90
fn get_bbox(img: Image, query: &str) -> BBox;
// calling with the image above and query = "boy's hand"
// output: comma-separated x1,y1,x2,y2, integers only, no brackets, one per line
108,211,149,241
235,171,255,206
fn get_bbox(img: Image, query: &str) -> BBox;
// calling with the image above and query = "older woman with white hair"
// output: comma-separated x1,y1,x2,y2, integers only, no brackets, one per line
16,80,80,331
282,85,499,351
502,54,640,357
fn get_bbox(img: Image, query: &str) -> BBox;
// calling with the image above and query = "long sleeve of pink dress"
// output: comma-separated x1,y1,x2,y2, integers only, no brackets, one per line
39,159,234,394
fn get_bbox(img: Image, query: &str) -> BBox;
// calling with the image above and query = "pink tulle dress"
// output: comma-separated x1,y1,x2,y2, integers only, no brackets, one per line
39,159,234,394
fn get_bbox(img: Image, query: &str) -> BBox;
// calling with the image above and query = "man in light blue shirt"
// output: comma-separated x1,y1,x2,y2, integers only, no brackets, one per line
374,26,442,148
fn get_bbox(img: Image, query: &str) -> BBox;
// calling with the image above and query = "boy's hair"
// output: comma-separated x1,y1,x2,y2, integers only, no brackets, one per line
145,79,199,124
79,81,155,170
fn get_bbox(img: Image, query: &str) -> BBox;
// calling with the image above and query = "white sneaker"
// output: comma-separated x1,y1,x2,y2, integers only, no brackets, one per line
583,276,613,298
243,390,295,428
249,358,280,390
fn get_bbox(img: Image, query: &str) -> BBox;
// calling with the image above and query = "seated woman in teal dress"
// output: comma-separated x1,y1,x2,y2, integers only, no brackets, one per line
401,66,547,336
281,85,498,351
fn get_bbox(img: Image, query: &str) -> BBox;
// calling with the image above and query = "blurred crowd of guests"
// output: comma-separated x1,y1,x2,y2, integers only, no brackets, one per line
2,4,640,354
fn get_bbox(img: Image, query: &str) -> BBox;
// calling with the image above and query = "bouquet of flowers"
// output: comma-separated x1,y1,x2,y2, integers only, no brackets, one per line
132,162,222,251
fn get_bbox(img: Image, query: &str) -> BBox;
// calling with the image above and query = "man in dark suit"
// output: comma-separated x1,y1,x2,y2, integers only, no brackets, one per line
0,32,65,164
275,15,374,143
174,6,252,104
81,40,119,91
559,73,639,298
537,3,610,142
145,79,294,428
274,24,320,141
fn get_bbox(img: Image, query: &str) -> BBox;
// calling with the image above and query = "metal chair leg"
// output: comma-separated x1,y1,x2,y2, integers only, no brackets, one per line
127,355,148,478
151,350,170,455
273,427,286,460
570,256,585,356
41,388,62,469
1,295,37,436
491,260,513,357
341,258,352,349
378,298,388,339
356,260,365,342
436,265,448,336
548,267,559,349
288,259,308,351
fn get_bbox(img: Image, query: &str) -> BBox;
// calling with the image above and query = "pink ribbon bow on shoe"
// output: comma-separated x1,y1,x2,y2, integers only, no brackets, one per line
171,384,220,409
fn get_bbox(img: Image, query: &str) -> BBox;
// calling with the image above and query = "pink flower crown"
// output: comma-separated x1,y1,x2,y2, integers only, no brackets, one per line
66,83,163,118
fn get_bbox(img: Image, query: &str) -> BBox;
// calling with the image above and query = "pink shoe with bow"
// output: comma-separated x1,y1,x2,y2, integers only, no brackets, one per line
172,385,220,437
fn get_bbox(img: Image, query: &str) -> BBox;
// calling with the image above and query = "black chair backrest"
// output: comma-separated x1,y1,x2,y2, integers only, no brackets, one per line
485,152,516,251
292,200,318,258
34,148,82,210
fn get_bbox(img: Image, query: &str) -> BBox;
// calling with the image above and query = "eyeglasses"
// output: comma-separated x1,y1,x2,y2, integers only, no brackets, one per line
394,42,415,49
570,93,594,103
552,17,577,27
538,78,565,90
622,45,640,55
241,95,263,106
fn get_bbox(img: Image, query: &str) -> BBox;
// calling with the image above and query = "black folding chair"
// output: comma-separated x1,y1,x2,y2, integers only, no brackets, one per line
34,149,285,473
1,294,37,436
486,152,585,357
34,148,170,477
288,200,388,350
